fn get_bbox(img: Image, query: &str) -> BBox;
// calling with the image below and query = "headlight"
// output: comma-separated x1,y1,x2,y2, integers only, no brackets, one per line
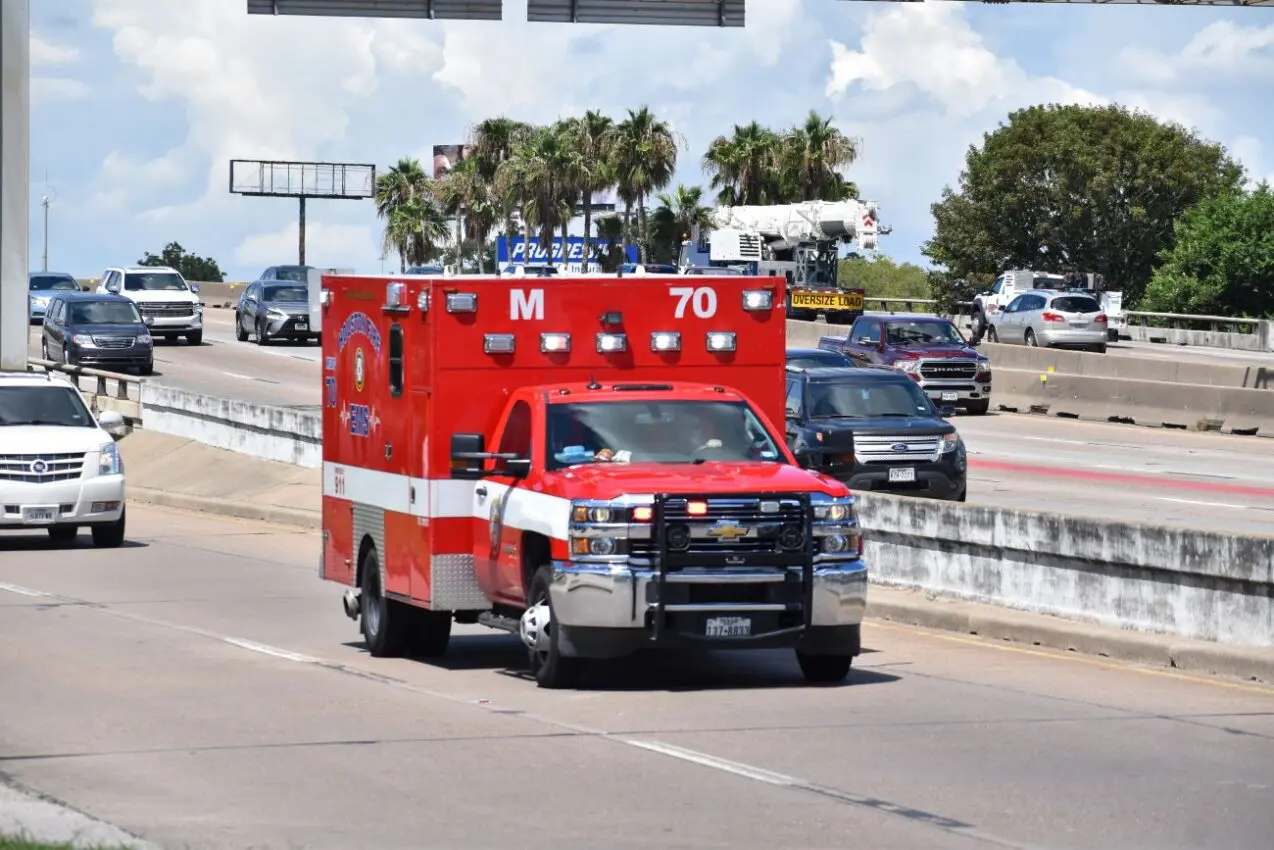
70,333,94,346
572,504,615,523
812,499,852,521
941,433,960,453
268,307,287,319
896,360,920,373
98,441,121,475
137,333,152,345
568,499,648,561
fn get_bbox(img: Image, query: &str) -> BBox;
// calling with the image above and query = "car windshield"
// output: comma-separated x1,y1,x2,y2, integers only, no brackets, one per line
124,272,187,292
68,301,142,325
1050,295,1101,314
271,266,311,281
0,385,96,428
788,354,850,368
807,380,937,419
545,400,783,469
29,275,78,292
885,319,964,346
263,284,308,302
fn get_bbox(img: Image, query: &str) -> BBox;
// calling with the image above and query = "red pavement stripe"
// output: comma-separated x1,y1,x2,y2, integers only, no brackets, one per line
969,458,1274,499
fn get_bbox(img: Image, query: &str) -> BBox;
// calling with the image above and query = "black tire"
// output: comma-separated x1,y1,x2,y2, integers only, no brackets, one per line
185,330,203,346
524,565,581,689
138,361,154,376
255,317,268,345
47,525,78,546
234,313,247,341
359,546,409,657
966,399,990,415
1024,329,1038,347
1092,343,1107,354
796,650,853,684
986,326,998,343
40,339,48,359
408,608,453,658
91,507,126,548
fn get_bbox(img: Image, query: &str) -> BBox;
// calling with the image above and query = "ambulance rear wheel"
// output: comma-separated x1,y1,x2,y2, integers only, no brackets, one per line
360,547,408,657
408,609,452,658
524,565,581,689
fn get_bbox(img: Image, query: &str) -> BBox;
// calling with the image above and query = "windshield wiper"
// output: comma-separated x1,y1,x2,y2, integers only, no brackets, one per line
0,419,76,427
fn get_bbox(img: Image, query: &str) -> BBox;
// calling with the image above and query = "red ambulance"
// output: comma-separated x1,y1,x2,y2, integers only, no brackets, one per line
319,272,868,688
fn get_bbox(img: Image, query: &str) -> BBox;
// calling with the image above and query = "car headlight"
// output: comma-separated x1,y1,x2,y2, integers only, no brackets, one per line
268,307,287,319
70,333,95,346
941,433,961,453
137,333,152,345
98,441,121,475
811,493,861,557
896,359,920,373
812,496,852,521
568,499,648,561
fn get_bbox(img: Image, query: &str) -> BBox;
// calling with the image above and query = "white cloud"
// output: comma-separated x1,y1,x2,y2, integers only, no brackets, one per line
1116,20,1274,85
30,34,79,66
31,77,89,101
234,221,377,270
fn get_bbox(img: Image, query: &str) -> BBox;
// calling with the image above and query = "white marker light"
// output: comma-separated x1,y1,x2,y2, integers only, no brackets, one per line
596,333,628,353
385,281,407,308
541,332,571,353
417,291,430,312
706,331,737,352
650,331,681,352
446,292,478,313
320,288,333,307
742,290,772,311
484,333,515,354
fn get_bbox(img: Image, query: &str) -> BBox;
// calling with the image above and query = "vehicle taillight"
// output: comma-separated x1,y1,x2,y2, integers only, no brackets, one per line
1095,314,1108,324
1042,311,1065,323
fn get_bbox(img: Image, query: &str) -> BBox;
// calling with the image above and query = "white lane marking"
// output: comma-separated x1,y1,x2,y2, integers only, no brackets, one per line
222,636,322,664
222,371,260,381
621,738,796,786
1157,497,1248,510
0,582,56,598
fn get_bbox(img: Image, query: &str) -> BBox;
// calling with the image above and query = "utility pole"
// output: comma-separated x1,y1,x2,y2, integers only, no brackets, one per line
41,195,48,271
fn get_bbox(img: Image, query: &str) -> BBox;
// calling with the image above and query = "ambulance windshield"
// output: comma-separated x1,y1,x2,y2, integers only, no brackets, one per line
545,400,783,469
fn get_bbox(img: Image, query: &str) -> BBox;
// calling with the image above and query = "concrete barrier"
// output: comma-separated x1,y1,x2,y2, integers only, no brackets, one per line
139,383,321,467
979,342,1273,389
855,490,1274,649
990,368,1274,435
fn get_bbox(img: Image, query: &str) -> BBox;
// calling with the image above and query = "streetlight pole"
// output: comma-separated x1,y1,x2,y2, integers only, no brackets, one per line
41,195,48,271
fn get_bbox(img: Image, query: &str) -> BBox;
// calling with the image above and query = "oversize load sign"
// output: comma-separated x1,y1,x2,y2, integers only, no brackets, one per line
790,289,864,311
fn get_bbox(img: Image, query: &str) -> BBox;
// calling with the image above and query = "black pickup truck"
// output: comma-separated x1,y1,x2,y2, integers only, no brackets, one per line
784,364,968,501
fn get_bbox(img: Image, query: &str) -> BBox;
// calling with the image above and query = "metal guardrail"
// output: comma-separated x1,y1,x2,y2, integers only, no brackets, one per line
1126,311,1265,332
27,358,144,422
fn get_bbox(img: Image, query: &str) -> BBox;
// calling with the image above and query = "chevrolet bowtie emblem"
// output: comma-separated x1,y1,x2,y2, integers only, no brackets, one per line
706,521,751,540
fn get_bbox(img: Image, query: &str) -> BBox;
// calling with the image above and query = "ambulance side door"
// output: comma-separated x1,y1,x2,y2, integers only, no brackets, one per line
474,399,534,605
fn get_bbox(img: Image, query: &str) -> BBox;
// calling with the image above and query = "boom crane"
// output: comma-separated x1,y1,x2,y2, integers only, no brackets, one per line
679,199,887,322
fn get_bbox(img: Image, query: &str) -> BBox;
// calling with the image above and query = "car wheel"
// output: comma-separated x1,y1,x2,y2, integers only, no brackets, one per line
359,546,409,657
1024,329,1038,347
1092,343,1107,354
986,326,998,343
138,361,154,376
234,313,248,341
255,317,269,345
47,525,78,546
40,339,48,359
796,650,853,684
91,507,126,548
523,564,582,689
185,330,202,346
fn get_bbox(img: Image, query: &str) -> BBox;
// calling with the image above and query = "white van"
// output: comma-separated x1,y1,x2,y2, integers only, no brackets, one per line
97,265,204,345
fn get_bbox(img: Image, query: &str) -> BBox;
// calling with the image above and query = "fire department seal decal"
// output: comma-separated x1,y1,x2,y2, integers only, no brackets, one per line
353,347,366,392
489,488,511,556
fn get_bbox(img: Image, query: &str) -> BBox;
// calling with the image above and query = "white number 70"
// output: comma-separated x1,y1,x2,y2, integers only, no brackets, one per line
669,286,718,319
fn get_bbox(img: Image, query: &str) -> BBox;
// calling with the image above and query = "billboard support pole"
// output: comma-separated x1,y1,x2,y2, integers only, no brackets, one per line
298,197,306,265
0,0,29,372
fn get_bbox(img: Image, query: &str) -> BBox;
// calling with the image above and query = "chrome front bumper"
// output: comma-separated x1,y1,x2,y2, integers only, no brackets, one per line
0,475,125,528
549,558,868,631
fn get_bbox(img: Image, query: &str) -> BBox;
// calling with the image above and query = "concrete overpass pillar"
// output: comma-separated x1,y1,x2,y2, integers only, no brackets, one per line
0,0,29,372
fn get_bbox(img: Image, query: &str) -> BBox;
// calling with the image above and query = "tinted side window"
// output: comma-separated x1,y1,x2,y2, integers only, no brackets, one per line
1004,295,1025,312
784,379,803,416
497,401,533,459
388,323,404,397
850,320,878,344
1051,295,1100,313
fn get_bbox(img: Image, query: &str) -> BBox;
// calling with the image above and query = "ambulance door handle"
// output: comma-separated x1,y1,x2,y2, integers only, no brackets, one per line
384,442,392,460
475,486,488,499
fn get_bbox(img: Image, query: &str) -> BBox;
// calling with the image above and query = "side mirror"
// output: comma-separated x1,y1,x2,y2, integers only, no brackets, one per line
105,280,120,294
98,410,127,438
939,405,956,418
189,283,200,293
449,432,487,479
785,407,798,419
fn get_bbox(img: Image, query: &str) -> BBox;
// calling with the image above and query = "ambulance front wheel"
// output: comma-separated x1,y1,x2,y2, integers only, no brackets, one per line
523,565,582,689
359,546,409,657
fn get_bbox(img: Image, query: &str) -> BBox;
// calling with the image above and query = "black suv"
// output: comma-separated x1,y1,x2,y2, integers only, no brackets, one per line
784,365,967,501
39,292,154,374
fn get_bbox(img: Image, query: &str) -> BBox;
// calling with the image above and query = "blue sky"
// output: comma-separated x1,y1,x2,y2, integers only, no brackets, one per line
29,0,1274,282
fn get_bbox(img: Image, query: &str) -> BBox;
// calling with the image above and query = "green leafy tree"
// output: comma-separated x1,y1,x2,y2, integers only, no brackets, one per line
837,255,932,300
922,103,1245,308
138,241,224,282
1140,182,1274,317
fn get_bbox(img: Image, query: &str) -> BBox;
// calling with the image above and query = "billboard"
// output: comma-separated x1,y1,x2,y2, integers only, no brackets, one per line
498,236,639,272
433,144,469,178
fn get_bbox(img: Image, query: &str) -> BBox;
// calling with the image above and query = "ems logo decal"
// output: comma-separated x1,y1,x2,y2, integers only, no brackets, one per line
337,311,383,354
489,488,511,557
353,348,366,392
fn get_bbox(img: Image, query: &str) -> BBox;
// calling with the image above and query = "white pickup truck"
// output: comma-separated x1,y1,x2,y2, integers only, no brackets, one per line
975,269,1125,342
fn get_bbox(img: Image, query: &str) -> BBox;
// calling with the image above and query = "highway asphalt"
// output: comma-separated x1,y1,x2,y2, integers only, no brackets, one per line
1,505,1271,850
26,312,1274,535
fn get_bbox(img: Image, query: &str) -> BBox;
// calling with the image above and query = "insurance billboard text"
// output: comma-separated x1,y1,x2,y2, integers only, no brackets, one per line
498,236,638,271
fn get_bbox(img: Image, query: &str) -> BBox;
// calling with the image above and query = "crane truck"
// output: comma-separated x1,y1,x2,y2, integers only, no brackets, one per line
677,200,885,323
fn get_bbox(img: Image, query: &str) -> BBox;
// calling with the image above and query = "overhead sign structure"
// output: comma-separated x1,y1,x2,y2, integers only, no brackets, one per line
497,236,638,272
246,0,748,25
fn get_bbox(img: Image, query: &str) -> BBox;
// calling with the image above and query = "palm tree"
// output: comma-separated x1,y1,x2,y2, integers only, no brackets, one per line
701,122,783,206
611,106,681,264
780,110,860,202
497,126,585,268
374,157,447,271
650,185,711,264
561,110,617,268
435,157,497,272
468,117,535,257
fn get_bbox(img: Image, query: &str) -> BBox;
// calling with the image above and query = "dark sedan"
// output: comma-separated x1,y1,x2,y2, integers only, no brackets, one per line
39,292,154,374
234,281,317,344
785,347,854,370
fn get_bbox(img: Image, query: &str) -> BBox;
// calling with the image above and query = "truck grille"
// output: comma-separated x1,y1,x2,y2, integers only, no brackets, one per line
736,234,762,261
853,434,941,463
137,302,194,318
0,452,86,483
92,336,134,349
919,360,978,380
633,495,808,560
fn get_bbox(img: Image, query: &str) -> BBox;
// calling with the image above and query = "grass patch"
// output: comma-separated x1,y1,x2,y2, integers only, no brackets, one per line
0,835,134,850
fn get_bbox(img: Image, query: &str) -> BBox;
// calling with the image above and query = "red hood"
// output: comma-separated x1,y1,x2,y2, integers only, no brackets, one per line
539,461,849,501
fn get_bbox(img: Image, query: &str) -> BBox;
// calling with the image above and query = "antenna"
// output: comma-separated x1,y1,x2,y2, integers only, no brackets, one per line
586,374,602,390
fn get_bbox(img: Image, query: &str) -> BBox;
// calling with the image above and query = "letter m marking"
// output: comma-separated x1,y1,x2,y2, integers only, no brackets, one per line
510,288,544,321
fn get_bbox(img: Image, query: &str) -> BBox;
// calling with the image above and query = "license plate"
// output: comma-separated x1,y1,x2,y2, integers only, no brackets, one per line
22,505,57,523
889,467,916,483
1070,321,1087,328
941,392,959,402
296,321,308,330
790,290,863,311
705,616,752,638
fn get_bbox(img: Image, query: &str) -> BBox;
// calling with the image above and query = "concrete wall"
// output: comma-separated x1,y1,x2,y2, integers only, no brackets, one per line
1126,322,1272,353
979,342,1272,389
855,490,1274,648
140,383,321,468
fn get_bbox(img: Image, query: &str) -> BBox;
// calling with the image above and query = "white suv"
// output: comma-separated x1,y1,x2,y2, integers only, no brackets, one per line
0,372,128,547
97,265,204,345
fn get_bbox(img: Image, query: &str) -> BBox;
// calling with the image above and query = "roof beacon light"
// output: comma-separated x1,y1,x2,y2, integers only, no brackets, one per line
706,331,737,352
540,332,571,353
320,288,333,307
484,333,515,354
385,281,407,308
417,291,430,312
650,331,681,352
742,290,772,311
446,292,478,313
596,332,628,353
